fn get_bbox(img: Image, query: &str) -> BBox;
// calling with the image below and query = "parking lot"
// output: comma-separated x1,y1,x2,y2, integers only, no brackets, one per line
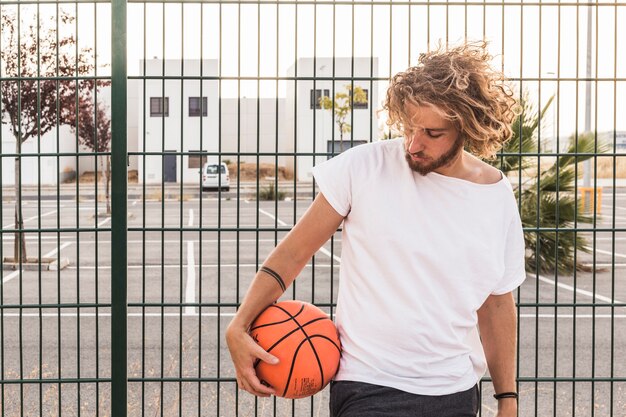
1,189,625,416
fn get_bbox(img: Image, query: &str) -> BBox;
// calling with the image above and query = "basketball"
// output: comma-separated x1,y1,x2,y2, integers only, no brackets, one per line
249,300,341,399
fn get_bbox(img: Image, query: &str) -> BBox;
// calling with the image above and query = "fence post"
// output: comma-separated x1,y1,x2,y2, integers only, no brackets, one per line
111,0,128,416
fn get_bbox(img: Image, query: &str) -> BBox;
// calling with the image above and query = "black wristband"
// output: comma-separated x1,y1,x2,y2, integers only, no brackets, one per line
493,392,518,400
259,266,286,292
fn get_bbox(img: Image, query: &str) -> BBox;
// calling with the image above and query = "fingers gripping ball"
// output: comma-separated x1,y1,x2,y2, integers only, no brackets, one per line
249,300,342,399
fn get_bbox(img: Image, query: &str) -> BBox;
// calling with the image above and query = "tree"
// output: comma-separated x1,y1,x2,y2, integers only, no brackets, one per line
491,92,609,273
318,85,368,152
0,10,99,263
70,94,112,215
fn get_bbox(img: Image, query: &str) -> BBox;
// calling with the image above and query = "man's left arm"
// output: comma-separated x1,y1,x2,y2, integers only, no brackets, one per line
477,291,518,417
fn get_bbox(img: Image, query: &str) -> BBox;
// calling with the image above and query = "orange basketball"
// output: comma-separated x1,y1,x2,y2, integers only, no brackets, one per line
249,300,341,399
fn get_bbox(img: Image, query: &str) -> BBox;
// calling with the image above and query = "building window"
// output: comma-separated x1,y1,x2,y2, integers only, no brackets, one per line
150,97,169,117
310,89,330,109
189,97,208,117
352,89,369,110
188,150,207,169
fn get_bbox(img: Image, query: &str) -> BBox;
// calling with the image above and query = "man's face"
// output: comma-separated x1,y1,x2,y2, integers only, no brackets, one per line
402,102,464,176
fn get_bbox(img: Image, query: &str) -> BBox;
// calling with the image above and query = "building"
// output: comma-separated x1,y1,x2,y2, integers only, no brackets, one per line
2,56,381,185
285,57,380,181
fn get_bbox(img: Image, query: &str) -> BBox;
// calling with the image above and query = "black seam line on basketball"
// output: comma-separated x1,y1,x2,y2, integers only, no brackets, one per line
259,266,286,292
283,334,341,397
249,305,305,334
249,304,306,332
273,305,326,396
252,316,329,370
307,334,342,354
282,336,329,398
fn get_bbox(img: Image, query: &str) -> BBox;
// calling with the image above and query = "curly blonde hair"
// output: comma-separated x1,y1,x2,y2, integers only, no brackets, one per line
384,40,520,159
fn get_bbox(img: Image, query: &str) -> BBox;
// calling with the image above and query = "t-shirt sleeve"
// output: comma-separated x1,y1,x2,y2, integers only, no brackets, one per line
310,150,356,217
492,210,527,295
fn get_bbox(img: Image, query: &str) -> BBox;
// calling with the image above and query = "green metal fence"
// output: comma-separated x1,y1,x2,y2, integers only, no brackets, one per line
1,1,625,416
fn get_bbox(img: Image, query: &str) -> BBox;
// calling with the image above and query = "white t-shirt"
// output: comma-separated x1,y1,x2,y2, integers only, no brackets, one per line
311,138,526,396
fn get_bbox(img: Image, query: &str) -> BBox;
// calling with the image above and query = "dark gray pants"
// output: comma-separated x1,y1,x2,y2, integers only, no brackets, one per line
330,380,479,417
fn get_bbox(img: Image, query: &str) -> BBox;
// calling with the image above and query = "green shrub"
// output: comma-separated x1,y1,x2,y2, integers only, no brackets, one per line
259,182,286,201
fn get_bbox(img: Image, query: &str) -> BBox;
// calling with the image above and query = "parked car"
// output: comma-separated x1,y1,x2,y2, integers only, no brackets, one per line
202,162,230,191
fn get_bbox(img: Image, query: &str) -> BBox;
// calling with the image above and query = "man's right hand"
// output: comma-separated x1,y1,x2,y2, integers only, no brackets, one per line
225,320,280,397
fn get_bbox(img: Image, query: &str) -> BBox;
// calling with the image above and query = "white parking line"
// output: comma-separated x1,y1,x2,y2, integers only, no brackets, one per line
1,241,73,285
1,237,315,243
43,241,73,259
533,274,625,306
258,209,287,226
258,209,341,263
98,217,111,228
185,241,196,315
188,208,194,227
589,247,626,259
1,312,625,319
3,209,57,229
519,314,626,319
185,209,196,315
2,270,20,285
604,215,626,221
582,263,626,268
67,263,340,270
318,246,341,264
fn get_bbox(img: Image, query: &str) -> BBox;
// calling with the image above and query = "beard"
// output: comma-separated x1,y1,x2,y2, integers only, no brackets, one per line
405,135,465,176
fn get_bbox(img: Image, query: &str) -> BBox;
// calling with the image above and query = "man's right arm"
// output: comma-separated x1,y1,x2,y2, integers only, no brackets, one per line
225,192,345,397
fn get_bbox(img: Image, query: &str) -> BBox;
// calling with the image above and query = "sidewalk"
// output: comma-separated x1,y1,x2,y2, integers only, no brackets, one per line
1,180,318,201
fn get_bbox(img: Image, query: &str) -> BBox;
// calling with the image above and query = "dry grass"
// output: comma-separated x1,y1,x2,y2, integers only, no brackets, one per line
513,156,626,179
228,162,294,181
77,170,138,183
593,157,626,178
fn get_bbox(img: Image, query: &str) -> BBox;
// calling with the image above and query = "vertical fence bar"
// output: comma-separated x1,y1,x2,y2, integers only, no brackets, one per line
178,7,184,417
198,6,204,417
0,6,4,416
73,6,81,416
35,4,42,416
159,4,166,415
16,7,25,416
111,1,128,416
573,3,580,416
140,4,147,415
55,5,62,415
609,6,617,417
591,3,599,414
93,4,100,416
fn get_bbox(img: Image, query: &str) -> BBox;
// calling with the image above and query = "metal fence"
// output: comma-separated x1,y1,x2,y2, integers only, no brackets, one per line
0,0,625,416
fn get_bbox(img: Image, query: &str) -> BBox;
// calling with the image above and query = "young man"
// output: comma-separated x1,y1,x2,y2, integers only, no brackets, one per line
226,41,525,417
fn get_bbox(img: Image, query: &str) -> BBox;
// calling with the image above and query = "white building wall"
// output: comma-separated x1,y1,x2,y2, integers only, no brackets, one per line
1,124,77,186
1,86,122,186
286,57,380,181
220,97,292,170
127,80,139,174
138,59,219,184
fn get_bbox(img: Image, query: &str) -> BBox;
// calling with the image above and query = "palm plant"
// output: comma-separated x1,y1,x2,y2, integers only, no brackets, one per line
490,92,609,273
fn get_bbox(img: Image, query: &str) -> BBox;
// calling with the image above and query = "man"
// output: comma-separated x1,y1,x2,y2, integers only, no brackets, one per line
226,40,525,417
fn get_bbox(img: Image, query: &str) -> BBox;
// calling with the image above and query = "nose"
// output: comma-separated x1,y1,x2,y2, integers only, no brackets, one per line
406,131,426,154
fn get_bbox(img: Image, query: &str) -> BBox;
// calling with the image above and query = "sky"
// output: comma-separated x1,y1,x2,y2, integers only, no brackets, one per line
2,1,625,142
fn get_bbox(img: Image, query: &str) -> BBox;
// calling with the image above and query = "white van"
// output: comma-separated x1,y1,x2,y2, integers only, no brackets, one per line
202,162,230,191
